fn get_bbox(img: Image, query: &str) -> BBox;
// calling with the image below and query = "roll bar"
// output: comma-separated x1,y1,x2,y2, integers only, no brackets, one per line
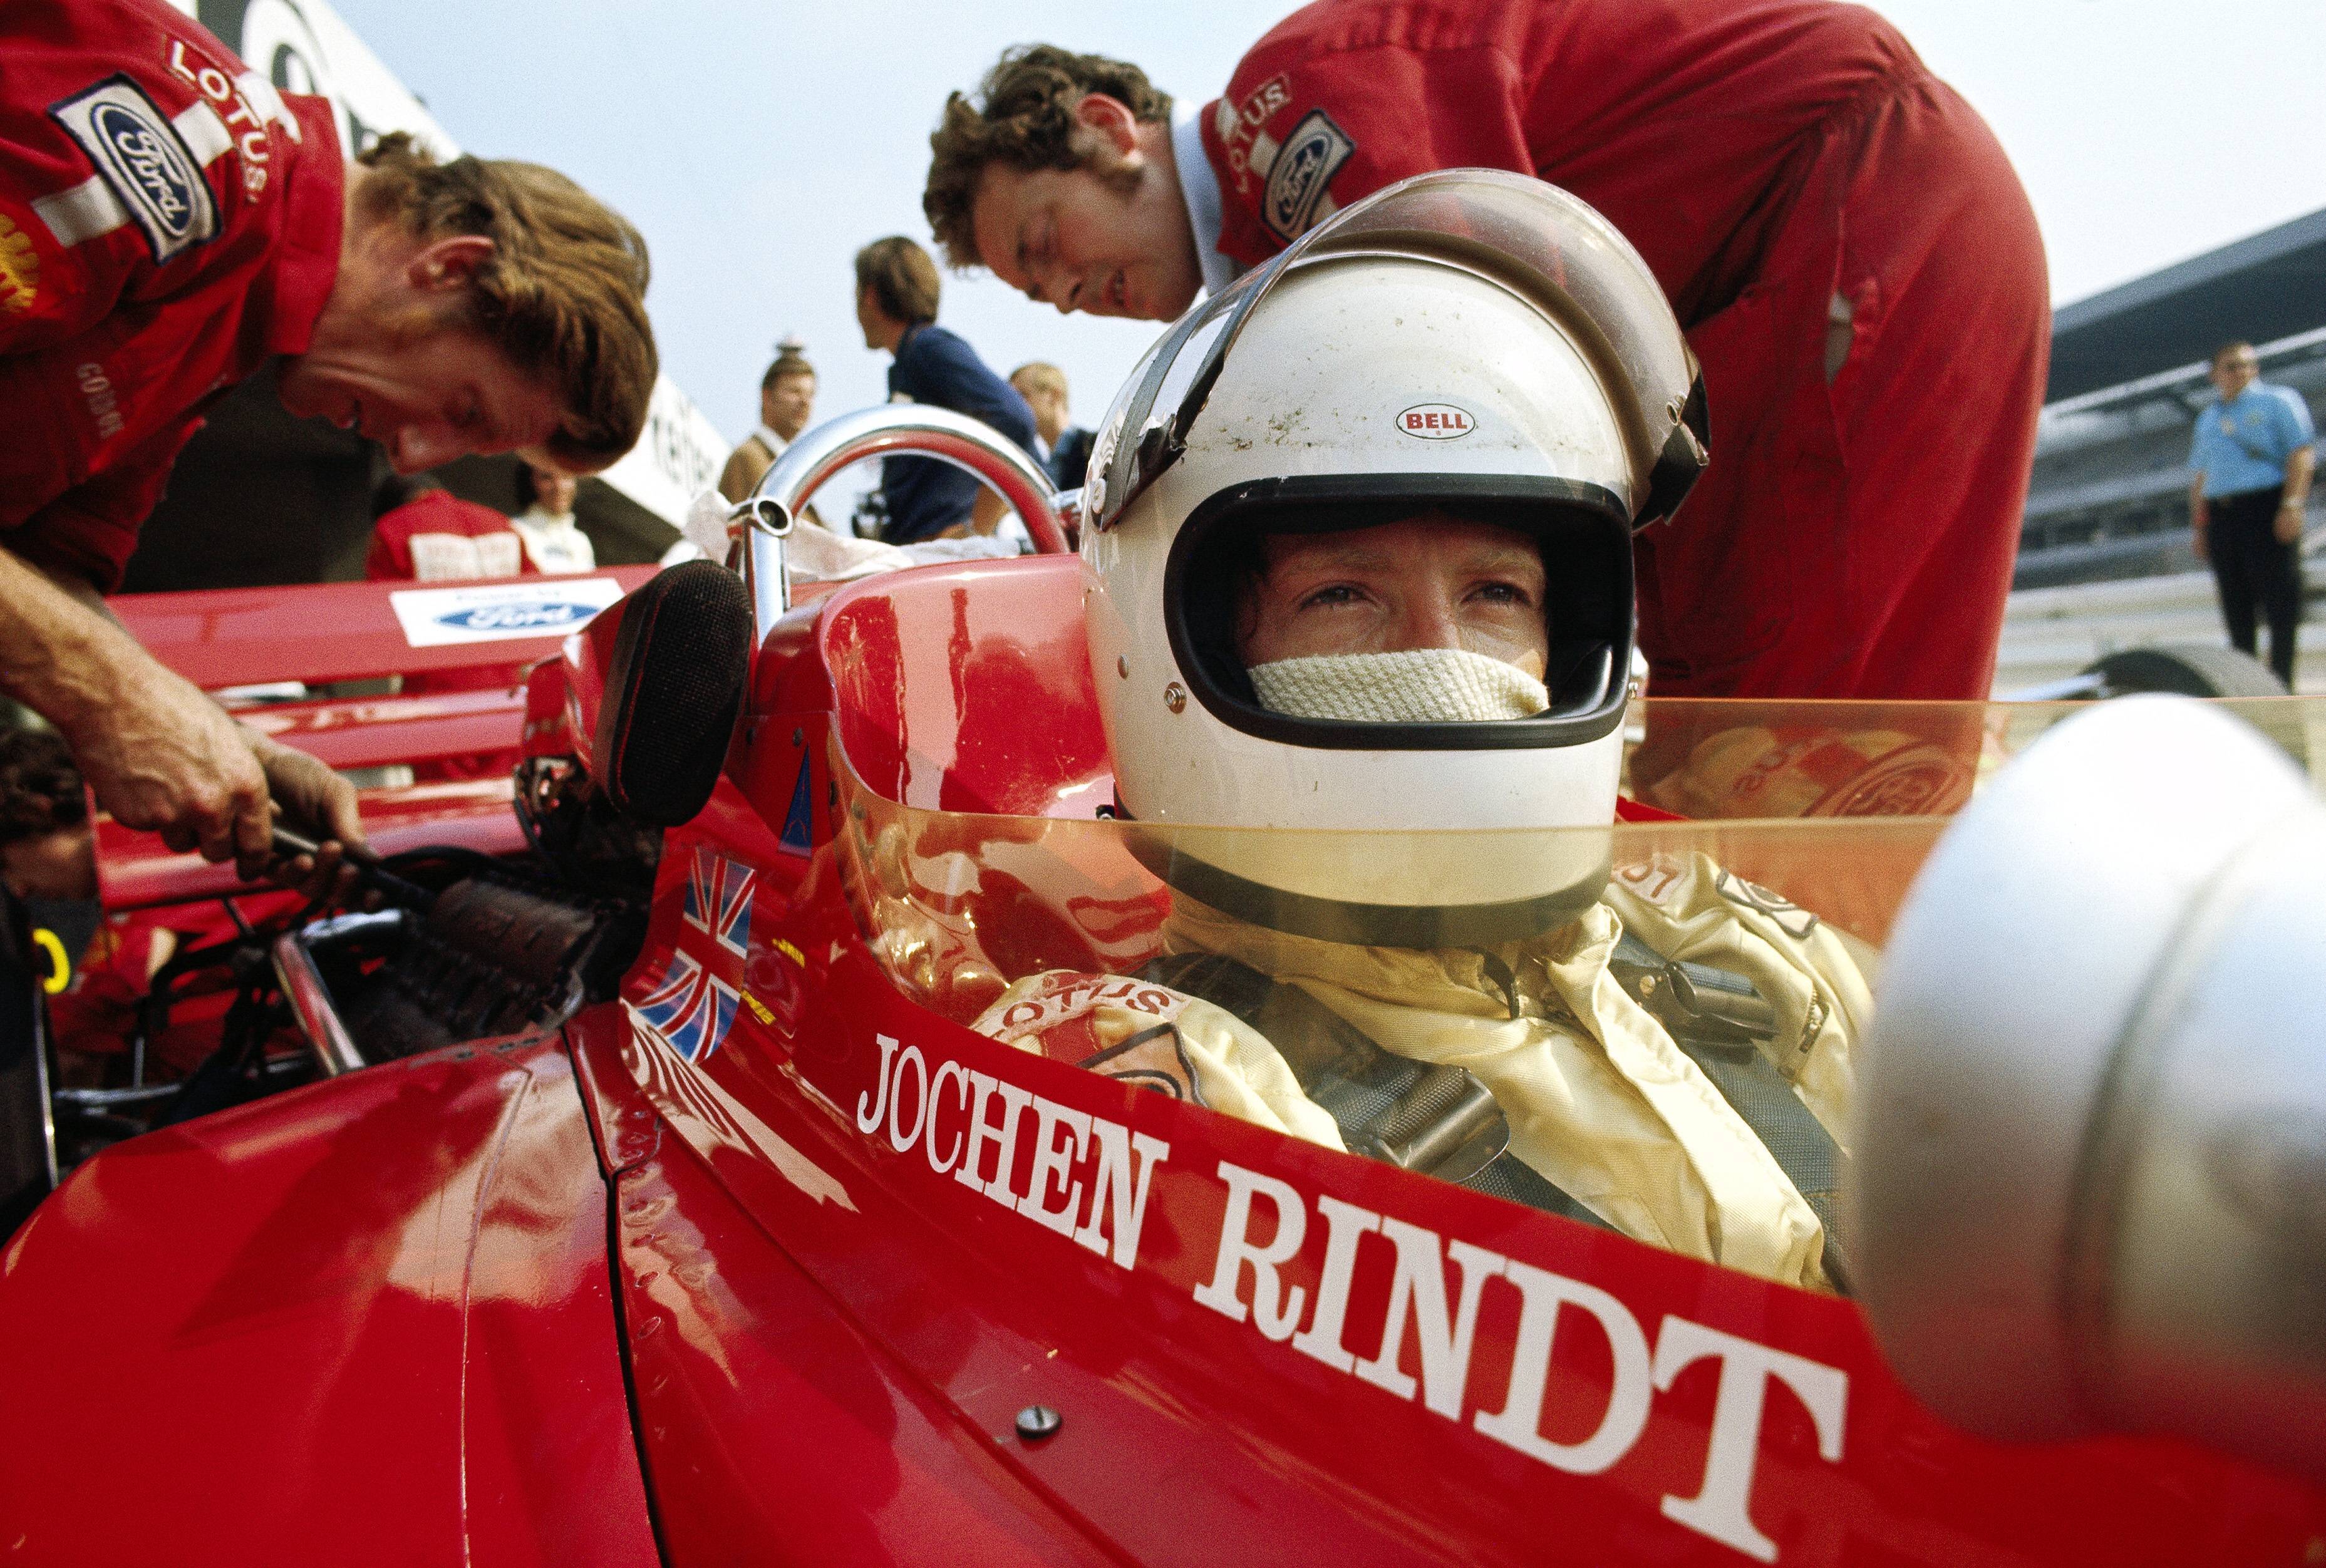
732,405,1067,644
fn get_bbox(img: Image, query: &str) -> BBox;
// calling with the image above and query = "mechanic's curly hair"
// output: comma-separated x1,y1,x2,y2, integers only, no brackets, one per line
354,133,658,473
924,45,1172,271
0,728,86,846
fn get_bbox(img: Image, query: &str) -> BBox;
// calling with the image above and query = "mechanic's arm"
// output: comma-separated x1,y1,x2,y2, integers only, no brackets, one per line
2277,444,2314,545
0,544,364,889
2189,472,2210,563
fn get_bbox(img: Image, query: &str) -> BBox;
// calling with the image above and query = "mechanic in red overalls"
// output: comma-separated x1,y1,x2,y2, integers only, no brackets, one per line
0,0,658,893
923,2,2052,701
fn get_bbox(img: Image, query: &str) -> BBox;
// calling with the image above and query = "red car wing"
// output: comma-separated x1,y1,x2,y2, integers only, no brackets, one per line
0,1036,655,1568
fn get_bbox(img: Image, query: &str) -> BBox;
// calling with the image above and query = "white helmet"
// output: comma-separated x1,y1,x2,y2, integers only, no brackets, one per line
1082,171,1705,947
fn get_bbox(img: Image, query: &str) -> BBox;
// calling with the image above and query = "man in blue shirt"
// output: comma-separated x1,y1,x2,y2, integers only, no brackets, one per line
2189,341,2317,686
854,237,1039,544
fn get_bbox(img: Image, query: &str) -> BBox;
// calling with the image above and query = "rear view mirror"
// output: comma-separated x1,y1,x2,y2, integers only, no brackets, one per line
593,561,754,826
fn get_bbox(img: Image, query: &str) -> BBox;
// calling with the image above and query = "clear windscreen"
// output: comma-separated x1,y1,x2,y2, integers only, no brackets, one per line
1622,694,2326,817
831,692,2326,1295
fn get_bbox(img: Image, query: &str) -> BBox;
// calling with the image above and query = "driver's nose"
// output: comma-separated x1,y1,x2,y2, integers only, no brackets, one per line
1387,592,1466,655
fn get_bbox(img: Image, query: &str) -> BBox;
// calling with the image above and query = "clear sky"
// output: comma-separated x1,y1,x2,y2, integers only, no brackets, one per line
334,0,2325,463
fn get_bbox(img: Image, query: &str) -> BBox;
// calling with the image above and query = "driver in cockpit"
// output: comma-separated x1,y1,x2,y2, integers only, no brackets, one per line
969,175,1869,1292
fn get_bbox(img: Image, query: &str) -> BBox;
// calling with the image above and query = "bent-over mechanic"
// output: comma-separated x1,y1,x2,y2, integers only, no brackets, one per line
924,3,2051,701
0,0,657,889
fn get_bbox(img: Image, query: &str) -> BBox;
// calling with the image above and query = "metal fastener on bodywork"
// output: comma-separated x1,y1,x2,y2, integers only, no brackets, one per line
1117,655,1130,679
1163,683,1187,714
1014,1405,1063,1441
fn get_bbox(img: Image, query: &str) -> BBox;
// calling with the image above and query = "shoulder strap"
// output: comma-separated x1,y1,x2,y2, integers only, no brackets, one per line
1140,951,1607,1229
1609,933,1849,1289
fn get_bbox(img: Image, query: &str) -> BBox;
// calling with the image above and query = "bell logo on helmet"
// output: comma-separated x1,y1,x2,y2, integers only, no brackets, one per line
1397,403,1476,441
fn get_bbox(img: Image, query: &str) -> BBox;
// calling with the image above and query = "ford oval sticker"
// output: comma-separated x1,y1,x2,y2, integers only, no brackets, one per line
390,577,628,647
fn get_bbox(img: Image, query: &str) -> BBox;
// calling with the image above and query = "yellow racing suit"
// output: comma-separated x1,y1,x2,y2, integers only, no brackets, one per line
971,850,1871,1292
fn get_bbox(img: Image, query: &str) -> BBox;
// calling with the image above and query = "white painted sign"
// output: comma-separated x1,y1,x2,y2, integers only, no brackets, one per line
390,576,624,647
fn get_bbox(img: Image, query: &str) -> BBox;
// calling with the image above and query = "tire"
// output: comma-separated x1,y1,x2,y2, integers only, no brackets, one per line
2082,644,2288,699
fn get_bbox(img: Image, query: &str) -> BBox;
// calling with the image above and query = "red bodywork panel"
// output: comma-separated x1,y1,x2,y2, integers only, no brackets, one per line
91,575,654,909
16,556,2320,1564
95,778,526,910
110,570,656,690
0,1035,656,1566
596,556,2326,1562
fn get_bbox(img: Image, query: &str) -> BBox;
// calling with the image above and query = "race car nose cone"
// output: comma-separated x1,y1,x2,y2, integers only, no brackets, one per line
1851,696,2326,1481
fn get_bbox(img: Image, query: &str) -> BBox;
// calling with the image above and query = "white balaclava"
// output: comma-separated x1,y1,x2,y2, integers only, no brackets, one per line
1248,648,1551,725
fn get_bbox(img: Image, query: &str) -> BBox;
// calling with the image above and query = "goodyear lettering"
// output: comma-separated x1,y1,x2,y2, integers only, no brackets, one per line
855,1033,1171,1269
1193,1165,1849,1563
649,402,721,496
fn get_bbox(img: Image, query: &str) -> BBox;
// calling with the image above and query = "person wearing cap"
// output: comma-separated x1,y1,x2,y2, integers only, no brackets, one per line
0,0,657,890
942,177,1865,1289
922,6,2049,703
718,339,820,507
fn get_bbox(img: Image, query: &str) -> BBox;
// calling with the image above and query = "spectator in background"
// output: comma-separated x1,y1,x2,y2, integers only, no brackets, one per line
718,338,820,505
364,474,530,582
509,458,595,574
363,473,529,778
1010,361,1095,491
854,237,1038,544
2190,341,2317,689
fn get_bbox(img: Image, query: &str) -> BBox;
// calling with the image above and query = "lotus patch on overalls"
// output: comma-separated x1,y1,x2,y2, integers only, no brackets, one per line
48,75,216,264
1261,108,1353,244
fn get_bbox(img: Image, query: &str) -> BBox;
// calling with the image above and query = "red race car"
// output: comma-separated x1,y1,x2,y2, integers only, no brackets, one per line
3,180,2320,1566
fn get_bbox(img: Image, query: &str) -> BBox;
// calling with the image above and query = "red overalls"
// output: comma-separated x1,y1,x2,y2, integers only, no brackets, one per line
0,0,342,591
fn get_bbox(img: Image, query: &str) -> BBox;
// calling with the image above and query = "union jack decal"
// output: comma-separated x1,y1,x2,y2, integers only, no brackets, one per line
634,949,742,1063
682,848,755,956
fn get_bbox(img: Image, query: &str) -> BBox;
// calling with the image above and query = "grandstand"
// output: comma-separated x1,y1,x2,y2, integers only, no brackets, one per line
1999,207,2326,694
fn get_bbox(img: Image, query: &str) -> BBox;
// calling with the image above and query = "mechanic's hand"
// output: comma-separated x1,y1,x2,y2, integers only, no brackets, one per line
71,653,275,870
250,735,368,902
2275,502,2304,547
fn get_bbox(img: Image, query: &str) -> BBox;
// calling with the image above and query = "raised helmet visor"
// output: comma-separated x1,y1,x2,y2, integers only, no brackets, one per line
1083,168,1706,536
